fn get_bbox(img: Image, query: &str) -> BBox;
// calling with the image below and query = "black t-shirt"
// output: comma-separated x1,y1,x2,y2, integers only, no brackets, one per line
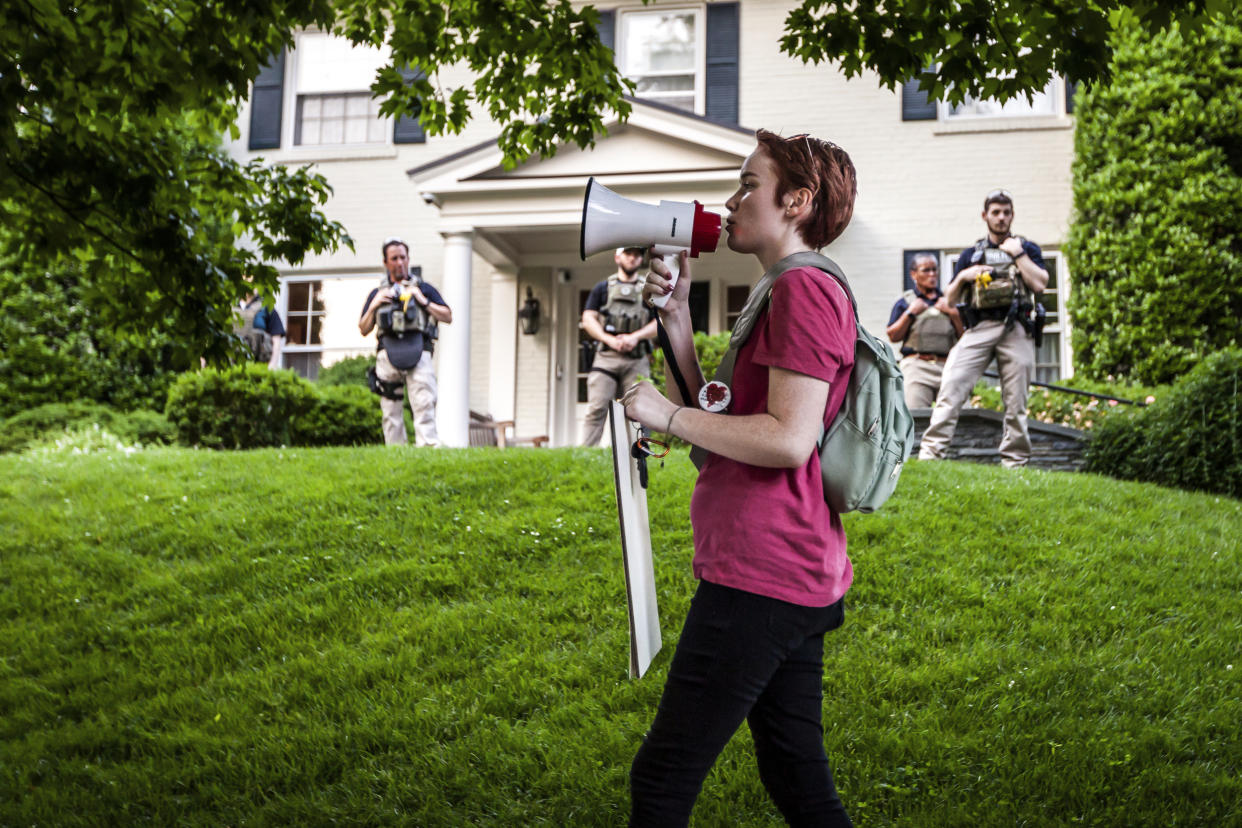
361,280,448,321
585,278,656,356
362,280,448,358
952,237,1046,280
251,306,286,338
584,278,655,319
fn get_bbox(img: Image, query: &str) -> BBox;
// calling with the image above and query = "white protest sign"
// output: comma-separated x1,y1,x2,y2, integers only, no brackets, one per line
608,401,662,679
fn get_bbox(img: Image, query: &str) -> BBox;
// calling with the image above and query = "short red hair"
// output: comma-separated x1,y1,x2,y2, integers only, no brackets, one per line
754,129,857,249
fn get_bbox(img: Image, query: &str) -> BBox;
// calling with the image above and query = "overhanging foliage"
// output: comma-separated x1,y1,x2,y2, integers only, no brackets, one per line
781,0,1229,105
1,0,629,362
1,0,1231,364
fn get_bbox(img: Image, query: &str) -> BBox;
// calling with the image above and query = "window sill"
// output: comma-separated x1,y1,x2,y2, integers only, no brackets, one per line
933,115,1074,136
261,144,400,163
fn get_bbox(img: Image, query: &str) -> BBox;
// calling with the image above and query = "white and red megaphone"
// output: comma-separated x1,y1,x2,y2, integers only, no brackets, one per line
579,177,721,308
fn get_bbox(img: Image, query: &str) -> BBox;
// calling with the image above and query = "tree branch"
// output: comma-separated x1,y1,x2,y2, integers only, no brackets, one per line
2,158,146,267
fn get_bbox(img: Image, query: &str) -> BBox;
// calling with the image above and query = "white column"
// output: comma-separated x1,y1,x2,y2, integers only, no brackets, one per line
438,230,474,447
488,267,518,421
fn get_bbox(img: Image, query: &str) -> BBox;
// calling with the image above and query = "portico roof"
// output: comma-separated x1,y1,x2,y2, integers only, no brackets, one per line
406,100,754,266
408,98,753,189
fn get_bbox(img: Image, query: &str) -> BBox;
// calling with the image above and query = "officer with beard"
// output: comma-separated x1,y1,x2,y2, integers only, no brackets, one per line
359,238,453,446
579,246,657,446
919,190,1049,467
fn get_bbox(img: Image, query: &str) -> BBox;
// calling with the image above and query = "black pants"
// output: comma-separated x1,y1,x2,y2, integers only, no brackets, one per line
630,580,851,827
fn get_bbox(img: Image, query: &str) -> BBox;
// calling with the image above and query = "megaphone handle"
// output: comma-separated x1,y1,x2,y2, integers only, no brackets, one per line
649,246,683,309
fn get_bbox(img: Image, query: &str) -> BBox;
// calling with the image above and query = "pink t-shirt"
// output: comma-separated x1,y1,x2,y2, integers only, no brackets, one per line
689,266,856,607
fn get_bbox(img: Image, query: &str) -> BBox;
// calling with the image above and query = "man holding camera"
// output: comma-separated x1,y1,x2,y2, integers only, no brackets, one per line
886,253,962,409
359,238,453,446
579,246,658,446
919,190,1049,467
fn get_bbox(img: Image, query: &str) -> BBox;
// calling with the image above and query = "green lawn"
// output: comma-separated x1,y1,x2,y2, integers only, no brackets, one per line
1,446,1239,826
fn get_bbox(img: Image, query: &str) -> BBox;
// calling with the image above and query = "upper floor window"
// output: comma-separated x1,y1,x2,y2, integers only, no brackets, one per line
618,8,703,113
293,33,389,146
903,74,1073,123
944,79,1058,120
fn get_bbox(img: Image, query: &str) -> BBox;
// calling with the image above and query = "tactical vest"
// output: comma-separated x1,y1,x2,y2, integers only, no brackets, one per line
376,278,439,370
236,297,273,362
600,274,651,356
967,240,1034,311
902,291,957,356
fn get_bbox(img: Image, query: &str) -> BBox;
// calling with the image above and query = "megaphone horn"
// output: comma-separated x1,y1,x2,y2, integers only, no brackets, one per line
579,177,721,260
579,177,721,307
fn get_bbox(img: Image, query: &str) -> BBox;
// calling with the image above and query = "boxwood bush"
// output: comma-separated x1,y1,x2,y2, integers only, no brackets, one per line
166,365,386,449
1084,348,1242,497
316,354,374,387
290,384,383,447
649,331,731,401
648,331,730,441
165,365,317,449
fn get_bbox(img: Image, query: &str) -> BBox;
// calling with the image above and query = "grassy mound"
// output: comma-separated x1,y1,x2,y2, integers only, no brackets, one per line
1,448,1238,826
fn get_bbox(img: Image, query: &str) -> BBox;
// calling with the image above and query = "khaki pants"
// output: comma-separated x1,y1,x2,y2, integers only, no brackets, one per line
376,349,439,447
918,319,1035,467
580,349,651,447
899,354,946,409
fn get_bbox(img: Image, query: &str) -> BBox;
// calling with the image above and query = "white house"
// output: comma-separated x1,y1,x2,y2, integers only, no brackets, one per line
227,0,1078,447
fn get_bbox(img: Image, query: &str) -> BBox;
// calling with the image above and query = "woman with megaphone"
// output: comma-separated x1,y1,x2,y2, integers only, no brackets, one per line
619,130,859,827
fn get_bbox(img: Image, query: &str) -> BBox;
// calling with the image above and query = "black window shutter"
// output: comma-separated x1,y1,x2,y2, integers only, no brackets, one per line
901,71,938,121
597,9,615,52
705,3,739,124
1065,80,1078,114
248,50,285,150
393,65,427,144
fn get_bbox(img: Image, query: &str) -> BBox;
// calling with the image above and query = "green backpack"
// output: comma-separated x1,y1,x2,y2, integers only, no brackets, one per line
690,251,915,513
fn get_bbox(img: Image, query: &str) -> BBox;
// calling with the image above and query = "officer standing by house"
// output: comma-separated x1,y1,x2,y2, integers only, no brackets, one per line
235,291,286,370
359,238,453,447
886,253,962,409
919,190,1049,467
579,247,658,446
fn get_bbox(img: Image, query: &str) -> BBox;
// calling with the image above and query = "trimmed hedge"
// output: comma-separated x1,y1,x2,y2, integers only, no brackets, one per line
1084,348,1242,497
649,331,731,402
646,331,730,443
290,384,383,447
1067,19,1242,384
166,365,385,449
0,402,175,454
316,354,374,387
165,365,317,449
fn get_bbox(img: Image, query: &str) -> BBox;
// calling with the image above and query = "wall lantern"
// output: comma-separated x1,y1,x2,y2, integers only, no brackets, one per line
518,287,541,335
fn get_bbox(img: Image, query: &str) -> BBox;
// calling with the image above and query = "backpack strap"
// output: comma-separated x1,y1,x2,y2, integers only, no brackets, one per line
689,251,853,469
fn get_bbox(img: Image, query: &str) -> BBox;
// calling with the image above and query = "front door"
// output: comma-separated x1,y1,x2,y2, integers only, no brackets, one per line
571,285,596,444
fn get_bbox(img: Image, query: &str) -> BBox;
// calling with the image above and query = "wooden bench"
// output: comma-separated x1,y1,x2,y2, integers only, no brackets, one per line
468,410,549,448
